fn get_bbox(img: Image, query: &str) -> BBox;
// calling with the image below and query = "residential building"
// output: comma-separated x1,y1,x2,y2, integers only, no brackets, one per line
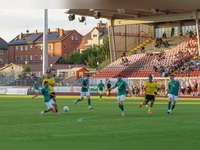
78,21,108,53
8,28,82,64
0,37,8,67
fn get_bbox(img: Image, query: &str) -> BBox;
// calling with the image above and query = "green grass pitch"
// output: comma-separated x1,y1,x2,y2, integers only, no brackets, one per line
0,95,200,142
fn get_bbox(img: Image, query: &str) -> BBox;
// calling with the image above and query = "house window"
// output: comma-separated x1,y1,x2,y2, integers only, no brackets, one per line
35,55,38,60
20,56,23,61
93,34,97,37
30,55,32,61
40,55,42,60
15,56,18,61
40,45,43,50
35,45,38,50
0,50,3,55
64,44,67,49
64,54,67,59
30,45,32,50
76,36,78,40
15,46,18,51
50,44,53,50
25,46,28,51
71,36,74,40
84,40,88,44
0,58,3,64
20,46,23,51
25,55,28,61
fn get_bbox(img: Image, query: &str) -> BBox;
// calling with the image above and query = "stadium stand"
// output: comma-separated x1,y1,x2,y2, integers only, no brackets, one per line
92,37,198,78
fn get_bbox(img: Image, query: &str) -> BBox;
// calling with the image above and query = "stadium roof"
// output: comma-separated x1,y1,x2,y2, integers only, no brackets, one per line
66,9,200,23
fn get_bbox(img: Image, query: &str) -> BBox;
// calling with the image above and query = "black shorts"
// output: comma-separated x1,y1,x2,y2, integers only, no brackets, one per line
50,92,56,99
145,95,155,102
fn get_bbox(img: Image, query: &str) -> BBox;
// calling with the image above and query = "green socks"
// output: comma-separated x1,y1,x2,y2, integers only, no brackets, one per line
76,98,81,103
88,99,91,106
119,104,124,111
100,95,102,99
55,109,58,113
44,110,48,113
168,101,171,110
172,105,176,110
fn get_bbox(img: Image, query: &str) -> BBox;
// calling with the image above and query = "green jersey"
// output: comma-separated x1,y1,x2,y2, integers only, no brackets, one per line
168,80,180,96
98,83,105,91
115,80,128,96
40,87,50,102
81,79,89,92
33,83,39,90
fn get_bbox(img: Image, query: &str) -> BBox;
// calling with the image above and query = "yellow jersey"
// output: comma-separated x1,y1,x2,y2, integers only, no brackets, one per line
42,77,55,93
144,81,158,95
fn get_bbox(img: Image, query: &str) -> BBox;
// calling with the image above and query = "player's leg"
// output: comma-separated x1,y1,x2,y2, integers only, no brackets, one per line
138,95,148,108
51,92,59,113
86,92,93,109
108,90,111,97
99,91,103,101
167,94,173,114
147,96,155,114
118,95,125,116
42,102,54,115
74,92,84,106
51,100,57,114
170,95,178,113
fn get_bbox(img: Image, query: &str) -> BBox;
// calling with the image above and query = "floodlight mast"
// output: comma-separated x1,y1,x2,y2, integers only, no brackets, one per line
43,9,48,75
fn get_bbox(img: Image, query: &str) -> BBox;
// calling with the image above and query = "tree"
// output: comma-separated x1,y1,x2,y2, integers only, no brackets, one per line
23,64,31,72
58,58,67,64
85,54,97,68
66,52,83,64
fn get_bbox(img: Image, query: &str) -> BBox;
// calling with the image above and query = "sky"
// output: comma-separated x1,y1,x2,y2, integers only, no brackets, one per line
0,9,107,42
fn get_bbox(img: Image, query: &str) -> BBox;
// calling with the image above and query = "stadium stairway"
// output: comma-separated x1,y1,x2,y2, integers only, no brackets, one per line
92,37,198,78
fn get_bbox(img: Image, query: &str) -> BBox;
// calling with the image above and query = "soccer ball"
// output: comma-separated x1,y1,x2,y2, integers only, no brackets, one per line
63,106,69,112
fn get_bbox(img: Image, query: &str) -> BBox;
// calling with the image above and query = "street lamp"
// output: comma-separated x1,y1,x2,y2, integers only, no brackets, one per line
50,64,53,70
97,62,99,71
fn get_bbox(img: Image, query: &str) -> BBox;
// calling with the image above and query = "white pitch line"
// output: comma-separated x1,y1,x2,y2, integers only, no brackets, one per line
0,114,199,127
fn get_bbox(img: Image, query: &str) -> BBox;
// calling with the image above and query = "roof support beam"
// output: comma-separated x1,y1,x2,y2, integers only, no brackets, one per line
113,11,200,26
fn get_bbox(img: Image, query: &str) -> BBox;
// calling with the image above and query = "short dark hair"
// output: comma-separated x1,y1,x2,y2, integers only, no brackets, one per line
170,74,174,76
118,74,122,77
149,74,153,78
44,81,48,84
86,74,90,77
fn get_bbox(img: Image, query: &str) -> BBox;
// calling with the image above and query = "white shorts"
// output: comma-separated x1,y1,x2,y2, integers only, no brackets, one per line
44,100,55,109
117,95,126,103
99,91,103,95
35,89,39,93
80,92,90,98
168,94,178,101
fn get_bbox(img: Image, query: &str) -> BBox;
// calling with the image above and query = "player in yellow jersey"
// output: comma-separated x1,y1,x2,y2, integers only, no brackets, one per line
42,71,59,114
138,75,158,114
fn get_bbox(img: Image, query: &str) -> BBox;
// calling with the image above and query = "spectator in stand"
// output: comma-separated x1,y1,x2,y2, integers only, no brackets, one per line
187,84,192,95
162,32,167,39
153,66,158,72
106,81,111,97
193,81,198,96
181,81,186,95
140,46,145,53
171,27,174,36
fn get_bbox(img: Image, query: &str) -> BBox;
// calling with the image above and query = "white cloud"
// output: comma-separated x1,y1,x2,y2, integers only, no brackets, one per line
0,9,107,42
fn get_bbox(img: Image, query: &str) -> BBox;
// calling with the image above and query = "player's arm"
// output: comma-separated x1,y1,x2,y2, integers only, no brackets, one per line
143,84,147,95
109,85,117,90
32,90,41,98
